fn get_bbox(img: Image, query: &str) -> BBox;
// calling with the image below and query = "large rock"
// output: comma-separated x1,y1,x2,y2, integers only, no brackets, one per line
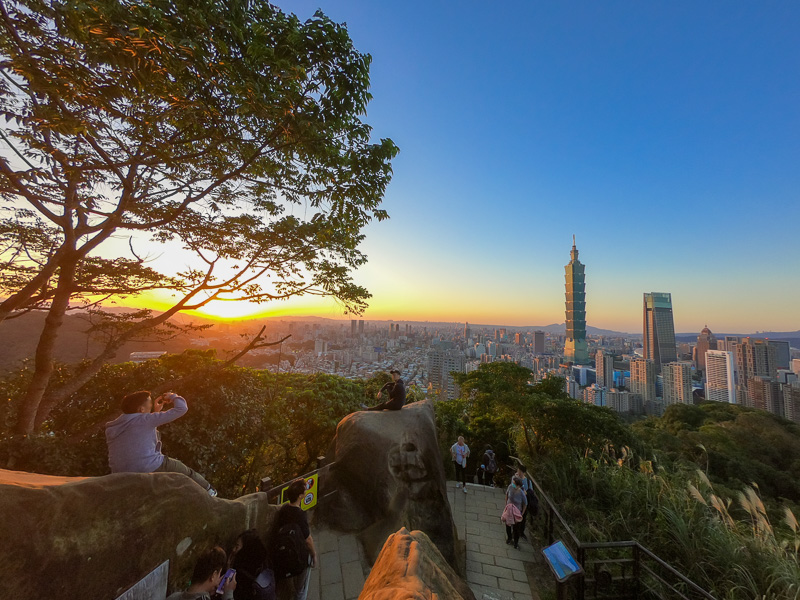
359,528,475,600
0,468,277,599
321,400,459,568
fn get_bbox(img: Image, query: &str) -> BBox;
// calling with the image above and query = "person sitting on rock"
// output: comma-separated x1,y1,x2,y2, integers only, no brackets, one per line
167,546,237,600
360,369,406,411
105,390,217,497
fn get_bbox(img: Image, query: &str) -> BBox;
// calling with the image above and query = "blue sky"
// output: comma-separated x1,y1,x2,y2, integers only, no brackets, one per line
187,3,800,331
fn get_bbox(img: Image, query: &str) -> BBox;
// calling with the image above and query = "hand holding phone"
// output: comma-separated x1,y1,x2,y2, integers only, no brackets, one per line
216,568,236,594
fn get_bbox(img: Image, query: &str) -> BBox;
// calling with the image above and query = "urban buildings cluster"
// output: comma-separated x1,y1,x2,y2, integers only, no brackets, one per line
129,240,798,423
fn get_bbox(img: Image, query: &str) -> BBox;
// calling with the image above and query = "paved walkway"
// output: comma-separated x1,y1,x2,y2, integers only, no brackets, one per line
306,526,370,600
447,481,539,600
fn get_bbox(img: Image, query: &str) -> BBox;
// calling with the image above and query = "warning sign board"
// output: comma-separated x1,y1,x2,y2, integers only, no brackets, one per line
278,473,319,511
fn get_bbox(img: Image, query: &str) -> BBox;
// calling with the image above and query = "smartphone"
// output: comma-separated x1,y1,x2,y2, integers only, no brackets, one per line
216,568,235,594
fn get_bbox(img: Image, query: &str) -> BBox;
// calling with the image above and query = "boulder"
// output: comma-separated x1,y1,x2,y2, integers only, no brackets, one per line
359,527,475,600
320,400,459,569
0,468,278,599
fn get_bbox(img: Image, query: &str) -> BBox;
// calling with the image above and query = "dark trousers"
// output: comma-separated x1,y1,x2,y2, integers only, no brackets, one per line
506,521,524,547
454,462,467,486
480,469,494,486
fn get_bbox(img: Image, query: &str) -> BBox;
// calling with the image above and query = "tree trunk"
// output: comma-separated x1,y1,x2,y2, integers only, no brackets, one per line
14,259,78,435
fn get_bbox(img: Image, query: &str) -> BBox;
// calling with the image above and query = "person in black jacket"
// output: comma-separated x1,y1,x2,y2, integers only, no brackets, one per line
361,369,406,411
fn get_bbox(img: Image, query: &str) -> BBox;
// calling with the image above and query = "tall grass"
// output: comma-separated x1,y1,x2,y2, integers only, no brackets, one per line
525,444,800,599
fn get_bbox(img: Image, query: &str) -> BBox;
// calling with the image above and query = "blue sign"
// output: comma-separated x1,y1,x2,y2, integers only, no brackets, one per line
542,540,583,583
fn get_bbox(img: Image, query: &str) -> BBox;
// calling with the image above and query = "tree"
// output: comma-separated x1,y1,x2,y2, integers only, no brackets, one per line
0,0,397,434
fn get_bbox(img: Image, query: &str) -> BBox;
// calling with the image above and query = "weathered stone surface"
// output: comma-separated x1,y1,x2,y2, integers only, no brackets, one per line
320,400,458,568
359,527,475,600
0,468,278,599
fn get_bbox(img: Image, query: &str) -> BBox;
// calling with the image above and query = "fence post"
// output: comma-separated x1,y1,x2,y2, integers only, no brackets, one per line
577,546,585,600
317,455,326,469
633,544,641,600
259,477,272,497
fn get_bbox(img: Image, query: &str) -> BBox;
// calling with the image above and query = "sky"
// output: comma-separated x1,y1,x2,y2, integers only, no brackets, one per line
252,1,800,333
13,1,800,333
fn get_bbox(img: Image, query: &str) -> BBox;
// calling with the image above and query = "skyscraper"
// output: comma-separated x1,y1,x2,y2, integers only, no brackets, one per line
595,349,615,389
767,339,791,370
694,326,717,373
705,350,736,404
351,319,357,336
564,236,588,364
662,362,693,406
630,358,656,404
464,322,471,340
358,319,364,334
643,292,677,373
735,338,778,386
533,331,545,355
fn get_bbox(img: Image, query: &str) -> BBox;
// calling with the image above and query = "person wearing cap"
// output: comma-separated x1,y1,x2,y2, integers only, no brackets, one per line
361,369,406,411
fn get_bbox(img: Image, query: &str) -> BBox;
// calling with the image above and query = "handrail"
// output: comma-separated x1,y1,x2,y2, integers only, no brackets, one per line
529,474,717,600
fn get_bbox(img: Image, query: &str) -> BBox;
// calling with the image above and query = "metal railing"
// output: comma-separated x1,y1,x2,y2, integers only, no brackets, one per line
530,476,716,600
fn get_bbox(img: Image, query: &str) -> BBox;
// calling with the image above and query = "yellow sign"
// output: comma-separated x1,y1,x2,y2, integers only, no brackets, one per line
279,473,319,511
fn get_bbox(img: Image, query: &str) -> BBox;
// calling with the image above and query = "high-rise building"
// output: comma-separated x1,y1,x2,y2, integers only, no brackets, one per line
595,349,615,389
351,319,357,336
662,362,693,406
719,336,741,353
630,358,657,404
695,326,717,373
583,384,605,407
607,390,643,414
735,338,778,386
427,350,467,399
464,322,471,340
534,331,545,355
767,340,791,370
358,319,364,334
515,333,524,345
747,376,782,415
705,350,736,404
564,236,589,364
784,382,800,424
643,292,677,373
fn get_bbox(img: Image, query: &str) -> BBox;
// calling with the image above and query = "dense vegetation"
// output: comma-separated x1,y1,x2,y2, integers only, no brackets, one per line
435,362,800,600
0,351,374,497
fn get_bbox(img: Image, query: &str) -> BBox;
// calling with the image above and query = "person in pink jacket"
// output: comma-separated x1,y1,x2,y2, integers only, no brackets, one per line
105,390,217,496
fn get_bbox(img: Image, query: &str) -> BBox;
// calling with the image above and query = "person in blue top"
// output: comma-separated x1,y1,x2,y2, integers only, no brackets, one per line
105,390,217,496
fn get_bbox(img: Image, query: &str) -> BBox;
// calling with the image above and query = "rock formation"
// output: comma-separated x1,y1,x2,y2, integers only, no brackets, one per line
320,400,459,569
359,527,475,600
0,468,277,599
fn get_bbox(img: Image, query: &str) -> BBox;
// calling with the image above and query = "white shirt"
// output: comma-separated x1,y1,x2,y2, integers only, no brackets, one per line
451,442,470,466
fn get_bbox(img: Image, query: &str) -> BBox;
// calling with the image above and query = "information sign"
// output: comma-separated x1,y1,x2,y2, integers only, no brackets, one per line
542,540,583,583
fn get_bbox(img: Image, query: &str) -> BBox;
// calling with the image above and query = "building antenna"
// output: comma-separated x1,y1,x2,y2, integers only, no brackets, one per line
572,234,576,246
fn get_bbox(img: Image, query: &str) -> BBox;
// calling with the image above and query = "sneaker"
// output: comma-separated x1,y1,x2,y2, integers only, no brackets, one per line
360,403,368,410
514,544,519,550
506,539,512,545
463,486,467,494
207,487,218,498
456,483,462,488
520,533,528,541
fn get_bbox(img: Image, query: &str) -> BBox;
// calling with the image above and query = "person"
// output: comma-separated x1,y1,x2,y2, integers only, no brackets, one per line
106,390,217,496
229,530,269,600
167,546,237,600
504,476,528,549
479,445,498,487
361,369,406,411
515,464,532,540
269,479,318,600
450,436,470,494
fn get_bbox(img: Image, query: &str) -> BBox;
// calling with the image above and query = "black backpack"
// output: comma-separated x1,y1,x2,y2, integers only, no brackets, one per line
273,522,309,578
526,483,539,517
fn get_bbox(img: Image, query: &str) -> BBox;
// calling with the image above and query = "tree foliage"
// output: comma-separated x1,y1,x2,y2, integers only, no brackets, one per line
0,0,397,433
0,350,368,496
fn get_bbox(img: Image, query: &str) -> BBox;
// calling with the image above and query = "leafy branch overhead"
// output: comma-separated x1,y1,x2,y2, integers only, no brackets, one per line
0,0,397,433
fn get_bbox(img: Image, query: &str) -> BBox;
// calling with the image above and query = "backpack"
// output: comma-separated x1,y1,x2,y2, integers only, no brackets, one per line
252,568,277,600
273,522,309,579
526,484,539,517
486,453,498,473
